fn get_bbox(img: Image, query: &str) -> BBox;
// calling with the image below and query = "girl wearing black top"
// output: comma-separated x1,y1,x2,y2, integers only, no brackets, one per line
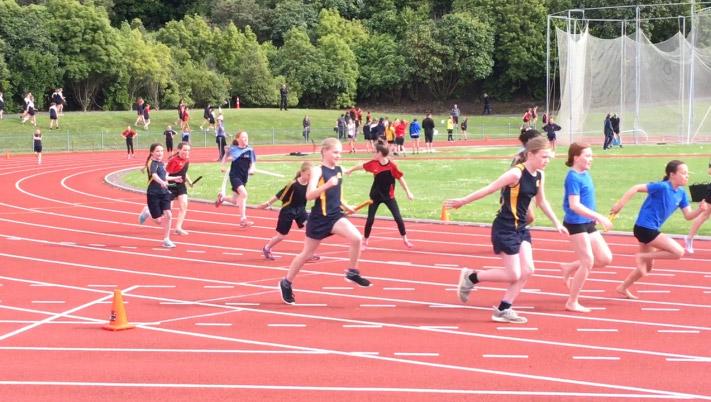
447,136,567,324
33,129,42,165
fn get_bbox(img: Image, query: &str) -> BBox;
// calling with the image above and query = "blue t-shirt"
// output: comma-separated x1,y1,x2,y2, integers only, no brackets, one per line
228,145,256,179
563,169,596,224
635,181,689,231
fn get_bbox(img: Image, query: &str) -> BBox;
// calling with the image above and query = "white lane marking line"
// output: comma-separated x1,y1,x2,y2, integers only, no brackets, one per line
7,237,21,241
342,324,382,328
31,301,65,304
521,289,541,293
588,307,607,311
666,357,711,362
637,290,671,294
195,323,232,327
295,303,327,307
138,285,176,288
223,252,243,256
434,264,459,267
204,285,234,289
420,326,459,330
577,328,619,332
580,290,605,293
88,244,106,247
88,284,117,288
572,356,621,360
703,290,711,294
267,324,306,327
648,273,675,277
483,354,529,359
322,287,352,290
152,248,172,251
186,250,206,254
641,308,680,312
657,330,700,334
496,327,538,331
225,302,260,306
444,288,458,292
59,242,76,246
591,271,617,275
428,304,468,309
387,261,412,266
0,346,327,354
359,304,396,308
383,287,415,291
393,352,439,357
120,246,137,249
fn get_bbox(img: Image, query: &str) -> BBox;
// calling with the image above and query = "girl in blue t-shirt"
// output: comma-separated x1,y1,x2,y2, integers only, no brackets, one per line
611,160,708,299
560,143,613,313
216,131,256,227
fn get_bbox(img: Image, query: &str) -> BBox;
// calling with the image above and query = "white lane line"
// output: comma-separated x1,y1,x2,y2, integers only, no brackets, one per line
483,354,529,359
195,323,232,327
387,261,412,266
225,302,260,306
572,356,620,360
342,324,382,328
7,237,21,241
186,250,206,254
359,304,396,308
322,287,352,290
641,308,680,312
647,273,675,277
29,284,53,287
267,324,306,327
521,289,541,293
656,330,700,334
588,307,607,311
59,242,76,246
88,244,106,247
703,290,711,294
666,357,711,362
88,284,117,288
223,252,243,256
393,352,439,357
120,246,137,249
295,304,327,307
591,271,617,275
203,285,234,289
637,290,671,294
152,248,173,251
420,326,460,330
577,329,619,333
428,304,468,309
383,287,415,291
496,327,538,331
434,264,459,267
0,346,327,355
31,301,65,304
444,288,458,292
580,290,605,293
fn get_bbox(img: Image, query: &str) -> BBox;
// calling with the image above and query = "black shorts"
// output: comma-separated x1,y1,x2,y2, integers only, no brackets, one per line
182,134,190,142
706,184,711,203
147,192,171,219
409,133,420,139
633,225,660,244
424,131,434,143
34,143,42,153
306,212,343,240
166,138,174,149
547,133,557,141
229,175,248,192
395,137,404,145
491,220,531,255
169,183,188,200
276,208,308,235
564,221,597,235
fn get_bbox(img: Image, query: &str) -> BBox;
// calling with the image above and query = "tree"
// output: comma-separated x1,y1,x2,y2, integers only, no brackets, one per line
316,8,367,48
269,0,318,45
316,34,358,107
230,27,278,106
272,27,321,105
156,15,217,62
355,33,409,101
211,0,272,42
110,0,205,30
174,61,230,107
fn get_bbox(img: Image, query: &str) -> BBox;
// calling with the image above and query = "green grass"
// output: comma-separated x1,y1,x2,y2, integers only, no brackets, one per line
0,108,523,153
121,144,711,236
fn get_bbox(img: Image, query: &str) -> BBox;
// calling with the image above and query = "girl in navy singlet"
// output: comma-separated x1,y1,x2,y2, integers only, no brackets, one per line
447,136,567,324
216,131,256,227
279,138,370,305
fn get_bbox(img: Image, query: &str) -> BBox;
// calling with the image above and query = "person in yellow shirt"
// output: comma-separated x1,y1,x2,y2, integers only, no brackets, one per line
447,116,455,141
385,120,396,152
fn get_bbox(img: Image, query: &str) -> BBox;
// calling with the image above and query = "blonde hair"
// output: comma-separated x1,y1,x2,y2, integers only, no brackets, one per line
320,137,341,156
294,161,313,179
524,136,550,158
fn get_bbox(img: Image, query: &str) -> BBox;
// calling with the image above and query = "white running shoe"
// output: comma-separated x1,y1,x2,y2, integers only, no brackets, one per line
491,306,528,324
162,239,176,248
457,268,475,303
684,236,694,254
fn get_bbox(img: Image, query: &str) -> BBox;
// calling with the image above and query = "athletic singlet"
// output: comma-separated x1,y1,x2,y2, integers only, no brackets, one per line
228,146,255,178
495,164,540,230
312,166,343,218
363,159,403,201
275,180,307,209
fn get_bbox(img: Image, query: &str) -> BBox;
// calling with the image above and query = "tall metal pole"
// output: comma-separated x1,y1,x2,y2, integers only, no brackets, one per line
680,16,686,142
634,6,641,142
567,11,574,143
620,20,626,134
687,1,696,143
546,15,551,121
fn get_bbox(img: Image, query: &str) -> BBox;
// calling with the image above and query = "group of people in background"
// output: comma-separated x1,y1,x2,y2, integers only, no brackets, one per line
603,113,622,149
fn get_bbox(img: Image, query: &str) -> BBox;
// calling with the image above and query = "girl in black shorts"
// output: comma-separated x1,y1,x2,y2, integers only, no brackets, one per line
684,159,711,254
138,143,184,248
165,143,192,236
216,131,256,227
448,136,567,324
279,138,370,305
33,129,42,165
259,161,320,262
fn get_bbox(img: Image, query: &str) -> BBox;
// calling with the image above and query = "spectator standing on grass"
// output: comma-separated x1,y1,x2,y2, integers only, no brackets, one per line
33,128,42,165
483,93,492,115
280,84,288,111
21,92,36,126
422,113,435,153
543,116,562,152
394,118,407,155
603,113,614,150
451,104,460,125
53,88,66,116
446,116,455,142
135,97,145,127
200,104,212,130
610,113,622,148
0,91,4,119
215,119,227,161
303,115,311,141
122,125,137,159
143,103,151,130
362,115,374,153
347,117,357,153
409,118,421,154
49,102,59,130
337,114,346,140
164,125,176,153
460,117,469,140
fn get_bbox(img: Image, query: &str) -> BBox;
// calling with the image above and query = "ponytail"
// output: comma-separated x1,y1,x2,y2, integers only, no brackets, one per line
663,160,685,181
144,143,162,180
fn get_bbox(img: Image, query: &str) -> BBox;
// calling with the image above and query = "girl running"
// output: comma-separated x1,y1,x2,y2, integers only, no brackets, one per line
33,128,42,165
138,143,183,248
612,160,708,299
122,125,137,159
448,136,567,324
258,161,320,262
279,138,370,305
216,131,256,227
559,143,613,312
166,142,192,236
346,142,414,249
684,160,711,254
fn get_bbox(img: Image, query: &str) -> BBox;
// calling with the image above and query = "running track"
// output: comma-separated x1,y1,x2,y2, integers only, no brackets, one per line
0,141,708,401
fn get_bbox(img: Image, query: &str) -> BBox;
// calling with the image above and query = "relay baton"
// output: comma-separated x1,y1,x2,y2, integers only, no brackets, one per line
345,199,373,215
190,175,203,186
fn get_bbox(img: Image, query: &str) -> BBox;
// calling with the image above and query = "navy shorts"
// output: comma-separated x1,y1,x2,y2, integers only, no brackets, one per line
276,208,308,235
564,221,597,235
147,192,171,219
633,225,660,244
424,131,434,143
306,212,343,240
229,175,248,192
182,134,190,142
395,137,404,145
706,184,711,203
491,220,531,255
169,183,188,200
547,133,557,141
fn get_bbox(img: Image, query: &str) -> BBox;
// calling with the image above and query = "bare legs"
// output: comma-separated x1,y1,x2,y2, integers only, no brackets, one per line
617,234,683,299
561,231,612,312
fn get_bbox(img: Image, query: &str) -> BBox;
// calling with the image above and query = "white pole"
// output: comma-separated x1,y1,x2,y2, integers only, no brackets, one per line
567,12,574,144
634,6,641,143
680,16,686,143
687,1,697,144
620,20,625,136
546,15,551,120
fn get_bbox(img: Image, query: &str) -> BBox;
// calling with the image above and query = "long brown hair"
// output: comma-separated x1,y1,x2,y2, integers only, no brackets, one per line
565,142,590,167
144,143,162,180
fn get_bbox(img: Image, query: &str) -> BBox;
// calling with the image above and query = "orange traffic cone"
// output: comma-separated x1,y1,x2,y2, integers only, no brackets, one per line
102,289,134,331
440,204,450,222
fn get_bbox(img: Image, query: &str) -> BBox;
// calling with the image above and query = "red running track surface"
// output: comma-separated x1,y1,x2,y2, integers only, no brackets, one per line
0,140,708,401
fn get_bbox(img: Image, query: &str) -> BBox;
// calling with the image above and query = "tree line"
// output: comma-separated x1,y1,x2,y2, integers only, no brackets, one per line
0,0,691,111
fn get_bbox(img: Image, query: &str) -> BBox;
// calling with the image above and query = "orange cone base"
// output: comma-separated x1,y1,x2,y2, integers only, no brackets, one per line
103,323,135,331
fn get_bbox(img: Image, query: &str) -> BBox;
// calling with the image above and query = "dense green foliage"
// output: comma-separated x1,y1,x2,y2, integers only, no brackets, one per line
0,0,698,110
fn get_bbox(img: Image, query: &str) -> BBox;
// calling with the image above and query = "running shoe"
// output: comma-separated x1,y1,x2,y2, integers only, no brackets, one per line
162,239,176,248
239,219,254,228
279,279,295,304
345,269,371,287
215,192,224,207
684,235,694,254
263,246,276,260
139,210,149,225
491,306,527,324
457,268,475,303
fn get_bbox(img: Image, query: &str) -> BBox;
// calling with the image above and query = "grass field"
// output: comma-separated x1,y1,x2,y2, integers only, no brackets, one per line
0,108,523,153
122,144,711,236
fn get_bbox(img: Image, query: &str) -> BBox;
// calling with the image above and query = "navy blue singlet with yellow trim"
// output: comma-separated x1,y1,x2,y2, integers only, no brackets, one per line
495,164,540,230
312,166,343,218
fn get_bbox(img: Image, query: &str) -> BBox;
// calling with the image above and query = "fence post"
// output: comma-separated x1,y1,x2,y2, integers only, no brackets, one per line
507,123,510,137
101,130,104,150
272,128,276,144
481,121,484,139
66,130,70,151
204,129,207,148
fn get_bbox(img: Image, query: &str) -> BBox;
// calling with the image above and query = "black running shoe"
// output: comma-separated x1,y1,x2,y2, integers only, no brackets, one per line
279,279,295,304
345,269,371,287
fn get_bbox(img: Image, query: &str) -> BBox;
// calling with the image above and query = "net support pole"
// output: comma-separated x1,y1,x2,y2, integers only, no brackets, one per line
620,20,625,136
680,16,686,142
634,6,641,143
686,2,696,144
546,15,551,121
567,11,573,144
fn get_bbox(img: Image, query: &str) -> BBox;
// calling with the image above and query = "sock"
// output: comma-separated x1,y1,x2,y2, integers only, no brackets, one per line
282,278,292,287
498,301,512,311
468,272,479,284
347,268,359,275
